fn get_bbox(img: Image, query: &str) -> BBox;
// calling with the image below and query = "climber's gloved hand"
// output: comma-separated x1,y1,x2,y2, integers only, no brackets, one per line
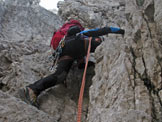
120,29,125,38
115,28,125,36
109,27,125,36
120,29,125,35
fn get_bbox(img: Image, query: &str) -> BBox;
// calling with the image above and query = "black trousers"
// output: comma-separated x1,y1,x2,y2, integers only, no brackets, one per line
28,37,101,96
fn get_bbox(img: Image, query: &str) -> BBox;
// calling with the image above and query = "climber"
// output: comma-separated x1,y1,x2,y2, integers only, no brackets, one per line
18,22,125,108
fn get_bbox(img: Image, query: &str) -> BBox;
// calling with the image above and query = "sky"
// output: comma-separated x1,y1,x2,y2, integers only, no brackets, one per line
40,0,63,10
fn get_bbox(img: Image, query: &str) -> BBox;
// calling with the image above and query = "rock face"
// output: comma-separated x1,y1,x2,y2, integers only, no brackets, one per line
59,0,162,122
58,0,126,28
5,0,40,6
0,0,62,43
0,0,93,122
0,0,162,122
0,0,62,92
0,91,56,122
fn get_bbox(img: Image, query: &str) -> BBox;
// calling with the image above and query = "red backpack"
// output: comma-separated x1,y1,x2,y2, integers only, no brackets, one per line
50,19,84,50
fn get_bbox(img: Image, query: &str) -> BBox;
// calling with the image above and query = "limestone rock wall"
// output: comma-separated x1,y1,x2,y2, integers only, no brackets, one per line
0,0,64,121
0,0,162,122
5,0,40,6
0,91,56,122
0,0,62,43
0,0,93,122
58,0,125,28
59,0,162,122
0,0,62,94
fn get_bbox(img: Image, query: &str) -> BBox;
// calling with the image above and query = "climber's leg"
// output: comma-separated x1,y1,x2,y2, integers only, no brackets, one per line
18,58,73,108
28,58,74,96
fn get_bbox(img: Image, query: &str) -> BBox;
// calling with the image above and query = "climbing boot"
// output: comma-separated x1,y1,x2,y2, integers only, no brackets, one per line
18,87,39,108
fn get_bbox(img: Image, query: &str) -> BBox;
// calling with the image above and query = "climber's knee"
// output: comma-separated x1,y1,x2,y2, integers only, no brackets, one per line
56,71,67,85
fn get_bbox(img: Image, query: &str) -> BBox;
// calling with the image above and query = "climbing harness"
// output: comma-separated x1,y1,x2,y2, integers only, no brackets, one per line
77,37,92,122
49,36,65,72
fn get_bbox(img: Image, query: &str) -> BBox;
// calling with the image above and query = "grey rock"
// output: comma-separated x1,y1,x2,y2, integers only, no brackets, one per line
0,1,5,30
0,1,93,121
58,0,126,28
0,1,62,43
5,0,40,6
0,90,56,122
87,0,162,122
0,0,162,121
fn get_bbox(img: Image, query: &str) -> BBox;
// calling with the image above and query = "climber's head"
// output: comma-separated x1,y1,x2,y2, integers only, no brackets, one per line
67,26,82,36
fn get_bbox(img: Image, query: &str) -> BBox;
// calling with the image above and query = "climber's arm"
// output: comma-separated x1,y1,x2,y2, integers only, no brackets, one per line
79,26,125,37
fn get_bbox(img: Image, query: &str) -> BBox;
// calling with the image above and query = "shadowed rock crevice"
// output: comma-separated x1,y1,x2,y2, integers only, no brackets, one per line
0,83,10,92
142,12,153,39
144,2,155,22
129,44,162,121
136,0,145,6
